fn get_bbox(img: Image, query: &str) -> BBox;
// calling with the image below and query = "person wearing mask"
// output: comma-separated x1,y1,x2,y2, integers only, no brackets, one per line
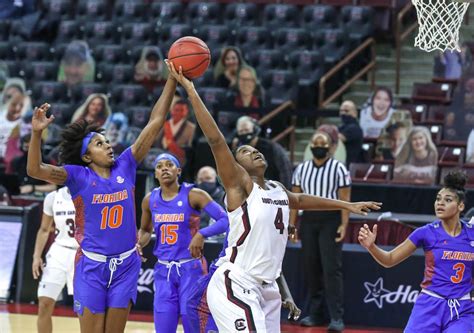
195,166,226,229
291,131,352,331
338,100,363,166
213,46,247,89
304,124,346,165
359,87,395,139
231,115,293,188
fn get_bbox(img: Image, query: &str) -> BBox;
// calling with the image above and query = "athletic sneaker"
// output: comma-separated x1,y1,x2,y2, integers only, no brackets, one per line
327,318,345,331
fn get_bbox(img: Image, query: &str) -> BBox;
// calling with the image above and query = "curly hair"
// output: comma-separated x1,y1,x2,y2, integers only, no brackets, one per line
443,170,467,203
58,119,104,166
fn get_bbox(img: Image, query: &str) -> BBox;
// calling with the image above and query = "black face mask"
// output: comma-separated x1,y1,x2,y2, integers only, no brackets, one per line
311,147,329,159
237,132,255,145
198,181,217,194
341,114,353,123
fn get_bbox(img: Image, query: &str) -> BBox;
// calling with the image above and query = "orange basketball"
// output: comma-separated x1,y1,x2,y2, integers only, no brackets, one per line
168,36,211,79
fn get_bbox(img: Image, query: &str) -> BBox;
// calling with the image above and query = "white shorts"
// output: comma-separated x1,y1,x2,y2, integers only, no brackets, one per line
207,262,281,333
38,242,77,300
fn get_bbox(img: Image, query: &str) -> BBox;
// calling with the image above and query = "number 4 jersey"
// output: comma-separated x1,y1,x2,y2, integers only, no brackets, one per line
409,220,474,298
217,181,290,283
43,187,78,249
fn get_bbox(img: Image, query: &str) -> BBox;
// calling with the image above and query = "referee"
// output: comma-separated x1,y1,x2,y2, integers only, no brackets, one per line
291,130,351,331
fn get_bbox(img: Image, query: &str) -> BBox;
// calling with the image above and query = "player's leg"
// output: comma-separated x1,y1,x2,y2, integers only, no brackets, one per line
79,308,106,333
443,299,474,333
207,265,266,332
404,293,442,333
261,282,282,333
37,296,56,333
153,262,180,333
104,302,133,333
179,259,206,332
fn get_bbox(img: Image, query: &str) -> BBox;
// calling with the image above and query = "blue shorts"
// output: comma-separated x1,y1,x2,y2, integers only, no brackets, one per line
73,251,141,315
405,293,474,333
187,264,219,333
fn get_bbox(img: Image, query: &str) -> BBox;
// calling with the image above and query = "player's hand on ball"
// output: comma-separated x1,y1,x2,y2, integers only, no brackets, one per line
282,298,301,321
358,224,377,249
188,232,205,258
32,257,44,279
32,103,53,132
165,60,194,92
349,201,382,216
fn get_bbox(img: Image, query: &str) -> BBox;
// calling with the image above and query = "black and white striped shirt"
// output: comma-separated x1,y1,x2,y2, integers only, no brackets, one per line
292,158,351,199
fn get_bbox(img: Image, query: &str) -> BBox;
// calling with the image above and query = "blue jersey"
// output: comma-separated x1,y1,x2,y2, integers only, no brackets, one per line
409,220,474,298
149,182,201,260
64,148,138,255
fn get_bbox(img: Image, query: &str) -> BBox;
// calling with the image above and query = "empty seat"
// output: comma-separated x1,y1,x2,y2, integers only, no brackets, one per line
156,24,193,51
14,42,51,61
236,26,273,54
111,84,149,107
76,0,108,22
216,110,244,139
340,6,375,43
425,105,448,124
193,69,215,88
262,70,298,105
398,103,427,124
0,41,13,60
70,83,107,103
56,20,82,42
93,44,126,64
411,82,453,104
439,166,474,188
113,0,147,22
428,124,443,144
150,2,183,27
8,19,26,42
47,0,74,19
320,0,355,5
83,21,120,44
24,61,59,82
289,50,325,86
224,3,258,29
248,49,286,75
350,163,392,183
121,22,155,47
361,141,376,162
48,103,74,125
3,61,21,78
186,2,222,25
98,64,134,83
32,81,68,103
314,29,349,64
301,5,338,30
0,20,10,40
263,4,299,29
437,146,465,166
198,25,233,51
197,87,227,114
127,106,151,128
274,28,311,53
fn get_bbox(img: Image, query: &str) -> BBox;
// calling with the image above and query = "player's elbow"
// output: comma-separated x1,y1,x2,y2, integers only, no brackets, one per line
27,164,39,178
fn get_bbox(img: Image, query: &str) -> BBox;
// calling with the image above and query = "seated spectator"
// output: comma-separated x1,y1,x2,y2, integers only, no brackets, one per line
11,133,57,196
231,115,292,188
376,122,410,161
0,185,11,206
213,46,247,89
134,46,168,93
195,166,226,230
359,87,395,139
0,78,32,115
58,40,95,88
71,93,111,127
338,100,363,166
226,65,265,118
393,126,438,184
467,129,474,163
104,112,129,155
156,99,195,165
0,94,25,159
304,124,346,164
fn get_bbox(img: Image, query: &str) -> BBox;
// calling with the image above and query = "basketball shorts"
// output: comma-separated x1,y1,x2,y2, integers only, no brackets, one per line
207,262,282,333
404,291,474,333
73,248,141,316
38,242,77,300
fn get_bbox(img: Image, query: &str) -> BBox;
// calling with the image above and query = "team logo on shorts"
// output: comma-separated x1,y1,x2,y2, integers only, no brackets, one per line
234,318,246,331
116,176,125,184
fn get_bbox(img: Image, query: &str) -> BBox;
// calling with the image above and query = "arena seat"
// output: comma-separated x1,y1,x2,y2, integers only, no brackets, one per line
198,25,234,52
301,5,338,31
70,83,107,103
340,6,375,43
197,87,227,114
314,28,349,64
320,0,355,6
93,44,127,65
437,146,465,167
150,2,184,27
121,22,155,47
398,103,427,124
3,60,21,77
288,50,325,86
273,28,311,53
0,41,13,60
48,103,74,126
248,49,286,75
14,42,51,61
235,26,273,54
32,81,68,103
76,0,108,22
428,124,443,144
411,82,453,104
113,0,148,23
110,84,149,107
186,2,222,26
24,61,59,83
156,24,193,51
47,0,74,20
263,4,299,29
98,64,134,84
0,20,10,40
216,110,244,139
55,20,82,43
439,166,474,188
223,3,259,29
83,21,120,44
127,106,151,129
425,105,448,124
350,163,392,183
192,69,214,88
262,70,298,106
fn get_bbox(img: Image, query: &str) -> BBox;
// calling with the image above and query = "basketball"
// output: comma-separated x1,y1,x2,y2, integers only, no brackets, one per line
168,36,211,79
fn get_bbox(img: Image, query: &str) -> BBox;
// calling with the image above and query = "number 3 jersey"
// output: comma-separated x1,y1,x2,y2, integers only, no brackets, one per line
409,220,474,298
217,181,289,283
149,182,200,261
43,187,78,249
63,148,138,256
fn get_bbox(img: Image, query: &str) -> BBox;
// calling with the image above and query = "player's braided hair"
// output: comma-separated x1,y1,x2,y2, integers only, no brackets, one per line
443,170,467,203
58,119,104,166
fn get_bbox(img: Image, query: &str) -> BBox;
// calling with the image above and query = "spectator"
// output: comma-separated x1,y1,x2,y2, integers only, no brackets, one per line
0,78,32,114
213,46,247,89
195,166,226,230
156,99,195,165
0,94,24,159
71,93,111,127
291,130,351,331
134,46,168,93
231,116,293,188
226,65,265,118
359,87,395,139
304,124,346,164
338,100,363,166
467,129,474,163
57,40,95,88
393,126,438,184
11,133,56,196
104,112,129,155
376,122,410,161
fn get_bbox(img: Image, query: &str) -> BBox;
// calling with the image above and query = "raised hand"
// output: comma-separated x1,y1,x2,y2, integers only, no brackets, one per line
32,103,54,132
358,224,377,249
165,60,195,93
348,201,382,216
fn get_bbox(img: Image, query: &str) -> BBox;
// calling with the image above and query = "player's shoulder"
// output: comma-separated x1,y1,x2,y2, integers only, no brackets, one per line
44,190,57,201
461,219,474,235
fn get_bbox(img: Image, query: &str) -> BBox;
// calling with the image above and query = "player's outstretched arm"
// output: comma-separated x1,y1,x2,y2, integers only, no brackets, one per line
131,77,177,163
358,224,416,268
32,212,54,279
166,61,252,196
27,103,67,185
137,193,153,259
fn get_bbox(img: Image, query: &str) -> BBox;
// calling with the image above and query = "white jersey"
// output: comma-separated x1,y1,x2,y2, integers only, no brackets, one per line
43,187,78,249
217,181,289,283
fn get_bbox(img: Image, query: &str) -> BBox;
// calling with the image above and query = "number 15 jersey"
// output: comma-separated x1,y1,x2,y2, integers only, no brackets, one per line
217,181,289,283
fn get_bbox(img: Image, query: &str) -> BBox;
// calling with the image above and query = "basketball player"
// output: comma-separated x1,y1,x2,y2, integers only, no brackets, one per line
359,170,473,332
137,153,229,333
166,61,381,332
26,76,177,333
32,186,77,333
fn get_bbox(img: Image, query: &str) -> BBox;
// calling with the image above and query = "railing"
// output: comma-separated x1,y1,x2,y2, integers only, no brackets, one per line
395,2,418,94
318,37,376,108
258,100,296,162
